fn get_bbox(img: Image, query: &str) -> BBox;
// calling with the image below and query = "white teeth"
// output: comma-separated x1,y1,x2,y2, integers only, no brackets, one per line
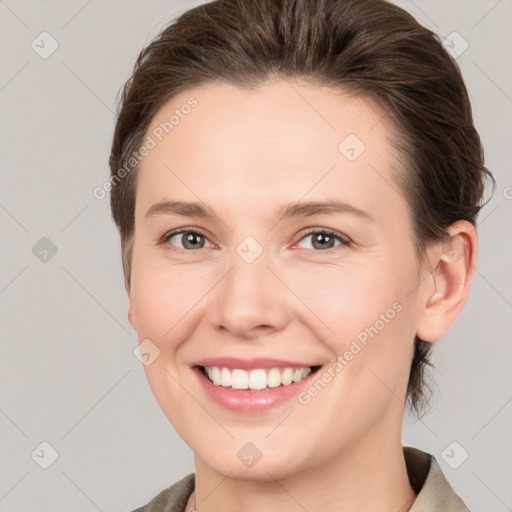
267,368,282,388
292,368,303,382
248,369,267,390
211,366,221,385
231,369,249,389
220,367,232,387
281,368,293,385
203,366,313,390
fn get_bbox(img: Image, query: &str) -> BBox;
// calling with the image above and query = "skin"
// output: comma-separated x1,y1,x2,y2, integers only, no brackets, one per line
127,79,477,512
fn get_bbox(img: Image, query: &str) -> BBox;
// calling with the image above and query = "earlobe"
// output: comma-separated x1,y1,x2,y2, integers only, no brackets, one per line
125,278,137,330
128,303,135,329
416,221,478,342
127,289,137,331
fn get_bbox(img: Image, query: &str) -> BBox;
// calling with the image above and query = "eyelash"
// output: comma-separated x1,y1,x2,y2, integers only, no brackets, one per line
159,227,351,254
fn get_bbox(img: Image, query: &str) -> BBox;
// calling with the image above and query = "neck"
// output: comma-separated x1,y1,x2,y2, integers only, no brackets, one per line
188,433,416,512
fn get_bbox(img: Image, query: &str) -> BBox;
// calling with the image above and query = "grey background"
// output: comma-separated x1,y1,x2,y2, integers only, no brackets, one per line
0,0,511,510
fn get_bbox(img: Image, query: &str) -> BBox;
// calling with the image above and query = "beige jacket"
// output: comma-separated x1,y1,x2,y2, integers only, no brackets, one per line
131,446,470,511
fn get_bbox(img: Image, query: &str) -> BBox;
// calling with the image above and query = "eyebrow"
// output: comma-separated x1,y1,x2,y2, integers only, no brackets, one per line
145,199,373,223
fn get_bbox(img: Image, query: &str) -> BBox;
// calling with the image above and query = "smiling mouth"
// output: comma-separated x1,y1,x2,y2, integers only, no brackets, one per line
197,365,321,391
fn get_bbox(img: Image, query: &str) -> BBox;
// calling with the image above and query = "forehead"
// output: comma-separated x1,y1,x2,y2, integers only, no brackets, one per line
135,80,407,225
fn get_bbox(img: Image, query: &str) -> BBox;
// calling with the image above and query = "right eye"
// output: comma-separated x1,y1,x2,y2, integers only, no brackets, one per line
161,228,215,251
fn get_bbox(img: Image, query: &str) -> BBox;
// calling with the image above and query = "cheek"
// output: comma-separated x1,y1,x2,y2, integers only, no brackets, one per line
286,260,416,390
130,277,173,340
129,249,211,341
129,261,203,423
285,260,406,342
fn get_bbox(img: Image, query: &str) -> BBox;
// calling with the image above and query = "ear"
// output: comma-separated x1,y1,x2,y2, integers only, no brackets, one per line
416,220,478,342
127,301,137,330
126,281,137,331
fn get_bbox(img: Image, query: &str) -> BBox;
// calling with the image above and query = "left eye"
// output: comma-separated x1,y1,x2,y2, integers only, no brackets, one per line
296,230,348,251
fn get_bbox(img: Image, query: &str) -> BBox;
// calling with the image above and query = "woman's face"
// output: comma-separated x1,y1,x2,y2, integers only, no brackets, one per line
128,80,428,479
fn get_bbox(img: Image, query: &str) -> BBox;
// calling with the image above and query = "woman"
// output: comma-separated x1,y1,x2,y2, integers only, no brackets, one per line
108,0,494,510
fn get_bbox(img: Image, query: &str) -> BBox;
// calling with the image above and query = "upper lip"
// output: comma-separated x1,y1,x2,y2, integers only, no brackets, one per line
193,357,320,370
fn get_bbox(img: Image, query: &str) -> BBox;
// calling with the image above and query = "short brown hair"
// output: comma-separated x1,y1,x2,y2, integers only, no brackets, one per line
109,0,494,414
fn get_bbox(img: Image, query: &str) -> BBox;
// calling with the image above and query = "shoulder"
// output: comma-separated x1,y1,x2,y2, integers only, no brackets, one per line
404,446,471,512
129,473,195,512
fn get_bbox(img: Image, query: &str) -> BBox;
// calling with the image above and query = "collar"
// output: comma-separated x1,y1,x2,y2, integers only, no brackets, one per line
405,446,470,511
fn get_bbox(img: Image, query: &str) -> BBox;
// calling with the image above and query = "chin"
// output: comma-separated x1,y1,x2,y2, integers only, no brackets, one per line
194,440,311,482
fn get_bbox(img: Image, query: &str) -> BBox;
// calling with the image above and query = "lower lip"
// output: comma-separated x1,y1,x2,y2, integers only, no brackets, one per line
193,366,318,412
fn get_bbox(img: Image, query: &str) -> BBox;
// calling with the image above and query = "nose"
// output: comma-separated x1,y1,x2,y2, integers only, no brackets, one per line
206,244,291,340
